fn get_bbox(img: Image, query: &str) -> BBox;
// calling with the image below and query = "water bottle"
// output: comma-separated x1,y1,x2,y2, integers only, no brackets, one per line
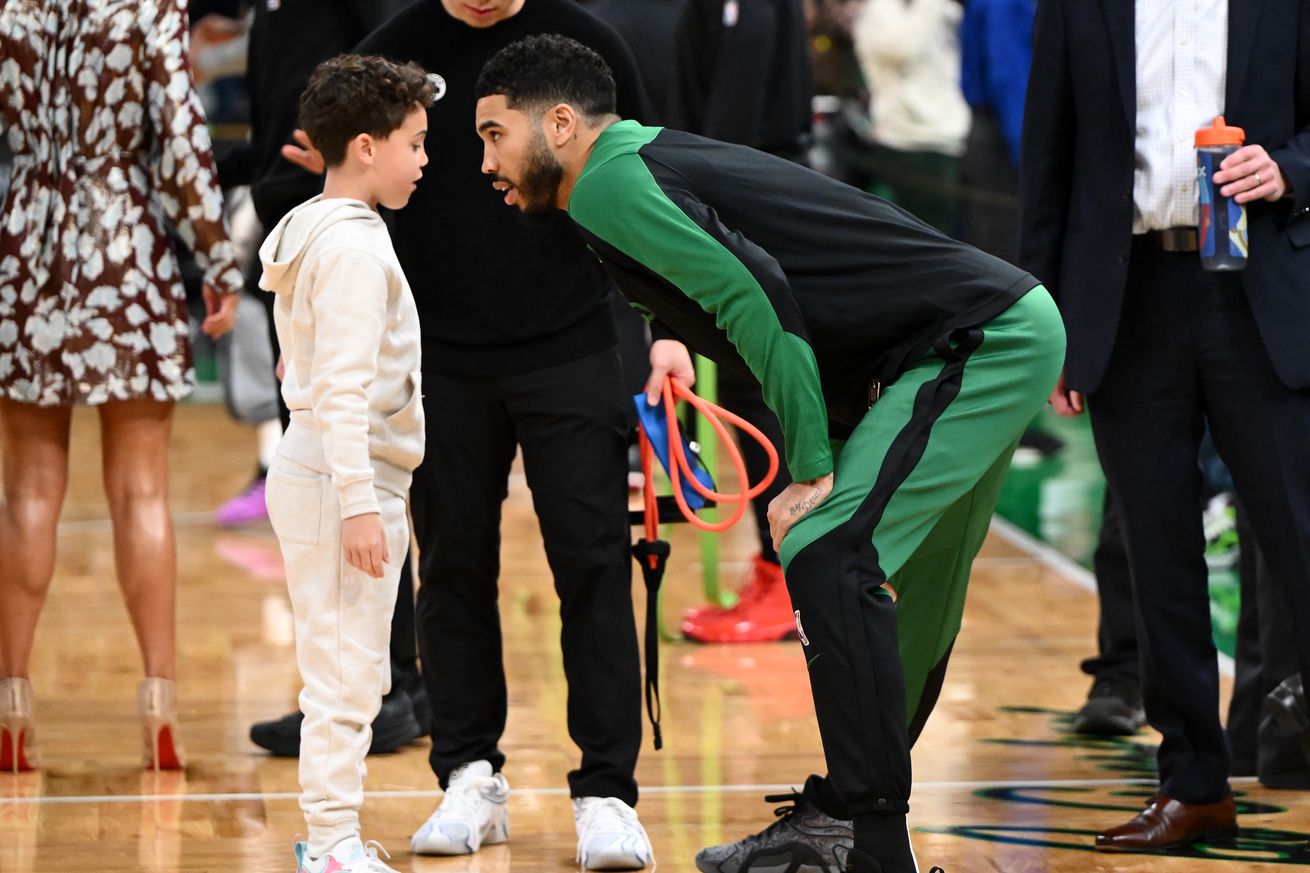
1195,116,1248,271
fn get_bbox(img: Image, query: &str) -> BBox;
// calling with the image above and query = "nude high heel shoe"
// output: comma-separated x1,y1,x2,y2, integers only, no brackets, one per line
139,678,186,771
0,677,40,772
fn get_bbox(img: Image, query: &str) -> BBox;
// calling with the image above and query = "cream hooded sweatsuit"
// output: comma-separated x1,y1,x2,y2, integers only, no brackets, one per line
259,195,424,856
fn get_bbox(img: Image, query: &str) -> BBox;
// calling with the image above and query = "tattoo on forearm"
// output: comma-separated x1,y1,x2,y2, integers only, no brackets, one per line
789,491,824,517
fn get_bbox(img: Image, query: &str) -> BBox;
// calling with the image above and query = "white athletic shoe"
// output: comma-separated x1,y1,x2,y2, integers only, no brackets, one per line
411,760,510,855
293,836,398,873
574,796,653,870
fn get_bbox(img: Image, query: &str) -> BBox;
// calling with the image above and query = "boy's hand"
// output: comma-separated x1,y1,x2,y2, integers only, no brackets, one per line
342,513,388,579
767,473,834,552
281,129,326,176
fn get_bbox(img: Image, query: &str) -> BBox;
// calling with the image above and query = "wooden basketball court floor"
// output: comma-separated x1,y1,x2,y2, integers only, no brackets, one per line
2,404,1308,872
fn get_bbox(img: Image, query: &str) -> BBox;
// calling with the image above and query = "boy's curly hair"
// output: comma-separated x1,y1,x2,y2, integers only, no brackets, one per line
300,54,437,167
475,34,616,119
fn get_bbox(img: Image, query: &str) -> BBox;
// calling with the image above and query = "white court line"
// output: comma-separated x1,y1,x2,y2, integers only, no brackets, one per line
988,516,1236,678
0,777,1259,807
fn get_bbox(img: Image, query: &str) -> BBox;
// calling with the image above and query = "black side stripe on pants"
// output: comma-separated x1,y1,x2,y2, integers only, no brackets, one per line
848,327,985,575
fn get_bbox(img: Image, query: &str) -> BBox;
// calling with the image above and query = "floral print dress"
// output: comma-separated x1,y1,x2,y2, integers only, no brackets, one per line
0,0,243,406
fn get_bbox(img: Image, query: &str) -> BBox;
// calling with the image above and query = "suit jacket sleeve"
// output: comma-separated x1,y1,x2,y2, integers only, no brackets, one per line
1018,0,1074,297
1268,3,1310,215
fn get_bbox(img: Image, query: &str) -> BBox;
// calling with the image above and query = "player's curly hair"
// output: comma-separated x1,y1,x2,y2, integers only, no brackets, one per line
475,34,616,119
299,54,437,167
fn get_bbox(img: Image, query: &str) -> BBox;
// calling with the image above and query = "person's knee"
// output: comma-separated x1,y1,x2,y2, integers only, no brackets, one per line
3,473,68,532
102,469,168,517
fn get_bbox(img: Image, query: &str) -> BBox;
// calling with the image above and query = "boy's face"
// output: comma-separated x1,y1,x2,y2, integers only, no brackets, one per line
440,0,526,28
475,95,564,220
373,106,430,210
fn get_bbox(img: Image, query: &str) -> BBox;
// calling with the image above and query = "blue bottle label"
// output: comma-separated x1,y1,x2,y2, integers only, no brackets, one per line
1197,151,1249,262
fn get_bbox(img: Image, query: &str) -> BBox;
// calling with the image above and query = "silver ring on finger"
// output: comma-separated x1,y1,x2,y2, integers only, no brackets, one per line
1255,172,1263,185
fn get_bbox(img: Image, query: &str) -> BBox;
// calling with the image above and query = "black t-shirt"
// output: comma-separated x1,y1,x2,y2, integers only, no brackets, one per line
356,0,651,376
578,0,685,122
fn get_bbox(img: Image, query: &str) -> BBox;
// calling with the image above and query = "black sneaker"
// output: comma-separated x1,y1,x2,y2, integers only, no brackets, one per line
695,784,852,873
1266,674,1310,769
249,690,422,756
1073,679,1146,736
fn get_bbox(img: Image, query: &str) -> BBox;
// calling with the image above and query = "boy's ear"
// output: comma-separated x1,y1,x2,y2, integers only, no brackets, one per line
349,132,376,166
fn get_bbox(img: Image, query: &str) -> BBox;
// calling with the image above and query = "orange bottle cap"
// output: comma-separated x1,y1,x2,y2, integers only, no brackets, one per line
1195,116,1245,147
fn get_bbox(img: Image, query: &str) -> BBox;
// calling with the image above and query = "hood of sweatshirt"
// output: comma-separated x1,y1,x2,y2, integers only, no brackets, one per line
259,196,383,295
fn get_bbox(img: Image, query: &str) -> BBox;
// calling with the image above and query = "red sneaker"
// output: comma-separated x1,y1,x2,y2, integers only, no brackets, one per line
682,556,796,643
682,554,776,624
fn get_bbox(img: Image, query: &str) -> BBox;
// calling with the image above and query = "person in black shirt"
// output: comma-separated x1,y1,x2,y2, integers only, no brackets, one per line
281,1,662,867
474,35,1063,873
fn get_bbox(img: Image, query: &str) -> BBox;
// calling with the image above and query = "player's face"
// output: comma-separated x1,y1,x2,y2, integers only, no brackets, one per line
373,106,429,211
476,95,564,221
439,0,526,28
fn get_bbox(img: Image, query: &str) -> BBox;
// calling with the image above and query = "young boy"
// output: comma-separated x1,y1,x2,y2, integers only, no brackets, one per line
474,35,1064,873
260,54,435,873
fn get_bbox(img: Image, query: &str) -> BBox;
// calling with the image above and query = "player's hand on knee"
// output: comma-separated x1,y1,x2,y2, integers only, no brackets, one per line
342,512,389,579
767,473,834,551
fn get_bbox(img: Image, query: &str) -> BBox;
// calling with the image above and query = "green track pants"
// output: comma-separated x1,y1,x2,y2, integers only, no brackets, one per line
776,286,1065,824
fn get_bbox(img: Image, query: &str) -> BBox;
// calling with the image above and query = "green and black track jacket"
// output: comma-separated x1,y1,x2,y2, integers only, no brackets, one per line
567,121,1041,482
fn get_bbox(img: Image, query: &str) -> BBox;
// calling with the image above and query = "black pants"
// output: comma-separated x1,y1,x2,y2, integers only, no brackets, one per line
959,109,1019,265
1079,491,1139,685
1226,503,1310,786
411,347,642,804
390,554,421,699
715,367,792,563
1088,240,1310,804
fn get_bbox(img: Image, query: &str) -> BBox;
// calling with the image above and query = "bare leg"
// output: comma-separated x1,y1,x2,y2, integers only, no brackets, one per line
99,400,177,681
0,400,72,679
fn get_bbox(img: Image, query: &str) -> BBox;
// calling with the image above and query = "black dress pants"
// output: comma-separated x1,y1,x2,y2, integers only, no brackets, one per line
1088,239,1310,804
1226,503,1310,786
410,347,642,804
1079,491,1139,686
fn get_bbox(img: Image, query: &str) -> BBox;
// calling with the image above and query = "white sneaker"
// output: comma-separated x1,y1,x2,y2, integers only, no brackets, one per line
411,760,510,855
573,796,653,870
293,836,398,872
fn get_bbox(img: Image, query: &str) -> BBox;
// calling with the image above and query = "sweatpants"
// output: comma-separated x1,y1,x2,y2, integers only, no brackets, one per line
776,287,1064,856
266,425,414,857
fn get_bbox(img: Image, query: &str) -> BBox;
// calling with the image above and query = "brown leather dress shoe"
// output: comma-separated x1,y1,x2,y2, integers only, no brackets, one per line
1095,795,1238,851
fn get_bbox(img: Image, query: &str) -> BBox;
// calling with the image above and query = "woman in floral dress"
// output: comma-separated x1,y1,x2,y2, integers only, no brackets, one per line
0,0,241,771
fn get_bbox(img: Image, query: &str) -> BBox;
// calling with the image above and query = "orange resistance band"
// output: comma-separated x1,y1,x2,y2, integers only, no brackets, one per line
638,376,780,558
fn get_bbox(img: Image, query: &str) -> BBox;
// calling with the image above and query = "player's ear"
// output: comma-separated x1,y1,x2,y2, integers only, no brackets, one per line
548,102,578,147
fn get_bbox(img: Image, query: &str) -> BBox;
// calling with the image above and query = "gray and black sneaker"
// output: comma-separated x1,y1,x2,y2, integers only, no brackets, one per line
695,786,852,873
1072,679,1145,736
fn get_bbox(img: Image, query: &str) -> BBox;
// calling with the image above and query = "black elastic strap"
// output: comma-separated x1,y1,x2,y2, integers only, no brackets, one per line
632,538,670,751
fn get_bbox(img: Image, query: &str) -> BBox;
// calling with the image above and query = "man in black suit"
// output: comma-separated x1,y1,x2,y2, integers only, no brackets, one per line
1021,0,1310,852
